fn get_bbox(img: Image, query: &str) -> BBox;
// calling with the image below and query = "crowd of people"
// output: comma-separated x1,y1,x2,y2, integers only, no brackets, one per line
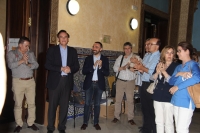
111,38,200,133
6,30,200,133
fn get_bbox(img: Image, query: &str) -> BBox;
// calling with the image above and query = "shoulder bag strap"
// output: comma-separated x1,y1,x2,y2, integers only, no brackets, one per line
115,54,124,81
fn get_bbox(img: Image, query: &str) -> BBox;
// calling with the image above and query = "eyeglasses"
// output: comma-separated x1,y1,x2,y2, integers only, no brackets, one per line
149,43,157,46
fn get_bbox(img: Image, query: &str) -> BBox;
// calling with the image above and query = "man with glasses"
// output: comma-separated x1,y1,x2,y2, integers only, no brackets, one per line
112,42,137,125
134,38,161,133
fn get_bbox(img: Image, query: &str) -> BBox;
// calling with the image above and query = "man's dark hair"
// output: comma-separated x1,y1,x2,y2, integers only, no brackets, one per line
95,41,103,48
18,36,30,45
155,38,161,46
57,30,70,38
123,42,132,48
145,38,151,42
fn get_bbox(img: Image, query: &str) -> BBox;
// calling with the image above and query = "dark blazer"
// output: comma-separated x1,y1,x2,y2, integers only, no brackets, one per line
82,54,109,91
45,45,79,90
152,62,179,102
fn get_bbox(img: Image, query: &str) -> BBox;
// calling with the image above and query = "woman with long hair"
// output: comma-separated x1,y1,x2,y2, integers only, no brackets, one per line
151,45,179,133
169,42,200,133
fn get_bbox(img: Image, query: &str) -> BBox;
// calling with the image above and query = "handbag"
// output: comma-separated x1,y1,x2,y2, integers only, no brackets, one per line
111,54,124,97
186,63,200,108
146,80,157,94
135,71,142,86
111,81,116,97
187,83,200,108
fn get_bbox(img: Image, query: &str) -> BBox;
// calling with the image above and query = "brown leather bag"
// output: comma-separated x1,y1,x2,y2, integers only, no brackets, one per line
187,83,200,108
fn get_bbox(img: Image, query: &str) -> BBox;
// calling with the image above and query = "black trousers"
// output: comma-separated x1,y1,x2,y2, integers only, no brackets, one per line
140,81,156,133
47,76,71,131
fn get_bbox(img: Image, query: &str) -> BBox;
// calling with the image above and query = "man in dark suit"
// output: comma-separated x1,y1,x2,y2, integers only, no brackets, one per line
80,42,109,130
45,30,79,133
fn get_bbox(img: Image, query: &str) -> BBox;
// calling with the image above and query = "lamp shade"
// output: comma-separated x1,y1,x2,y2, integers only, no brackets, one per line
67,0,80,15
130,18,138,30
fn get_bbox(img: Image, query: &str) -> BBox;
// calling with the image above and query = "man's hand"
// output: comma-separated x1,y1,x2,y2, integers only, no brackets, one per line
130,57,139,64
27,63,32,68
18,54,28,65
23,54,28,64
129,67,137,72
134,62,144,70
98,60,102,68
94,60,99,67
118,63,130,71
169,86,178,95
61,66,71,74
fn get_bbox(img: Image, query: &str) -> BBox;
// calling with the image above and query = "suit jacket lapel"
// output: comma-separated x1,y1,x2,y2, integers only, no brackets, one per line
56,45,62,66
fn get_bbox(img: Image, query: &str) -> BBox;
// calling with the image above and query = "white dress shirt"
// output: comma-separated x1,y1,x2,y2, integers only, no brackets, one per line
113,53,136,80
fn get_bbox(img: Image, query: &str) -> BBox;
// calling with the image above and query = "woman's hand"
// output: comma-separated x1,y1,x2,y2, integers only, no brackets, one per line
176,72,192,79
156,63,161,74
169,86,178,95
159,62,166,73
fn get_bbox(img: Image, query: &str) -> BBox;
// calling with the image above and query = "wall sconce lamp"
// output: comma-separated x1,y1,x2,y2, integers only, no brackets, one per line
66,0,80,16
130,18,138,30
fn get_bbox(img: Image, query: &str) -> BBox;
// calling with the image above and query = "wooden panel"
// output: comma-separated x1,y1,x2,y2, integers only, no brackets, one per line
34,0,51,124
5,0,51,125
168,0,181,46
3,0,30,121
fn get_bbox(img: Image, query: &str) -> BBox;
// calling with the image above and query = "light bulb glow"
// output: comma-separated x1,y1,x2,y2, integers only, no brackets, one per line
130,18,138,30
68,0,80,15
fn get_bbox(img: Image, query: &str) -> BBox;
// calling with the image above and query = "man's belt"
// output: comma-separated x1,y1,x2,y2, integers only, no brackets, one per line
118,78,128,82
20,77,33,80
61,75,68,77
92,80,98,83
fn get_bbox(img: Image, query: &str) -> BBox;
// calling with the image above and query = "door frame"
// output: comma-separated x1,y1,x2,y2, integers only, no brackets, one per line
138,0,171,57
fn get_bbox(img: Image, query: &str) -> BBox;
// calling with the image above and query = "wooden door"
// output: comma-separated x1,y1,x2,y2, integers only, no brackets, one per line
4,0,51,124
141,12,168,57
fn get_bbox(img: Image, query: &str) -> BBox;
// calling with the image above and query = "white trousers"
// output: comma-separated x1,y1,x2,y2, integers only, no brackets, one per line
174,105,194,133
154,101,174,133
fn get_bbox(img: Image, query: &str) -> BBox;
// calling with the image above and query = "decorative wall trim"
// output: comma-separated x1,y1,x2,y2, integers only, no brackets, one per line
50,0,58,44
75,47,123,58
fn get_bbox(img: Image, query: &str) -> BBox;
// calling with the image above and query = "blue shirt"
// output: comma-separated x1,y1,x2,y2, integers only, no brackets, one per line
141,51,160,82
92,55,101,81
169,60,200,109
59,45,68,75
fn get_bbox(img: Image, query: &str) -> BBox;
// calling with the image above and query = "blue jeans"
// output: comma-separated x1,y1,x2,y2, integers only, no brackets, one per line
83,82,103,125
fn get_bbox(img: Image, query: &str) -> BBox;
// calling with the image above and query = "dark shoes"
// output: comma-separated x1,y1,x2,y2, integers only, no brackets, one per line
59,130,66,133
14,126,22,133
138,126,144,133
47,130,53,133
111,118,119,123
128,120,136,125
94,124,101,130
28,124,39,130
81,123,101,130
81,124,87,130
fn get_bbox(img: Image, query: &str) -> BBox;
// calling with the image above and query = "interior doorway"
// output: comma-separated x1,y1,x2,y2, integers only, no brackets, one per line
140,11,169,57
